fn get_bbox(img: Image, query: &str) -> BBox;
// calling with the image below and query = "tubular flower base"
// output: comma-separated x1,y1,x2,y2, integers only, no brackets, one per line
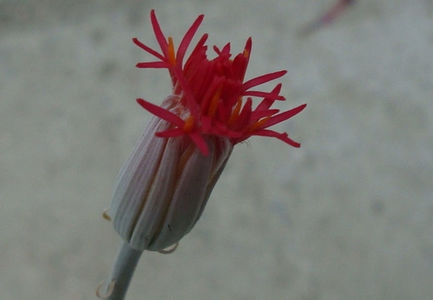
111,100,232,251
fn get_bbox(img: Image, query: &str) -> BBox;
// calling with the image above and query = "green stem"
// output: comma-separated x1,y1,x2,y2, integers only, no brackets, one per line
97,241,142,300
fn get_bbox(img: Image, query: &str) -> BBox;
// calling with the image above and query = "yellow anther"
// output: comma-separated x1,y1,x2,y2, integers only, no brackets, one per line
243,48,250,58
208,87,222,118
249,116,270,132
229,97,243,125
183,115,195,132
167,37,176,65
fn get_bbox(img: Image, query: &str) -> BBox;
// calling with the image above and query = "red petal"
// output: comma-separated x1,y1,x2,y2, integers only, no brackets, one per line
244,38,252,57
185,34,208,66
150,10,169,57
232,97,252,129
253,129,301,148
170,67,201,119
259,104,307,129
136,61,170,68
220,43,231,56
177,15,205,65
132,37,166,61
200,77,224,113
201,116,212,133
243,90,285,100
156,128,185,137
213,123,243,138
250,109,279,121
136,98,185,128
189,132,209,156
242,70,287,91
254,84,282,112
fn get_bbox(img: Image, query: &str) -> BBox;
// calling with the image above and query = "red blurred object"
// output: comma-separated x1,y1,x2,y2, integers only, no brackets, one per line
300,0,356,36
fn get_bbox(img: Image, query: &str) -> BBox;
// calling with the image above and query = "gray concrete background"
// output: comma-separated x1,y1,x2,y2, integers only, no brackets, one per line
1,0,433,299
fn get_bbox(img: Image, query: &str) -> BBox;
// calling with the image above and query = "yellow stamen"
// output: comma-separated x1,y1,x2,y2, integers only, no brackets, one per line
208,87,222,118
183,115,195,132
167,37,176,65
243,48,250,58
249,116,270,132
229,97,243,125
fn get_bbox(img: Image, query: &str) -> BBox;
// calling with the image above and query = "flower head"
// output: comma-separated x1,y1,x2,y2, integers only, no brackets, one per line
108,11,306,252
134,10,306,155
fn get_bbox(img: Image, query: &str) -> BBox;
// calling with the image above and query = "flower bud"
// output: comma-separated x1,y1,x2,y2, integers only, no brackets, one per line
108,10,306,252
110,97,232,251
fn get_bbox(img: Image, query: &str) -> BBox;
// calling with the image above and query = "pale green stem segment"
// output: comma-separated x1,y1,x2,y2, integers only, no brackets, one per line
97,241,142,300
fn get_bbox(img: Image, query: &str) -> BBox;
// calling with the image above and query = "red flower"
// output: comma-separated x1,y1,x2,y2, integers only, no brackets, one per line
133,10,306,155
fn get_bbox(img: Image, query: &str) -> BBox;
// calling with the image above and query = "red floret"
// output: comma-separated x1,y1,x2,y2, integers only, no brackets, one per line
134,9,306,155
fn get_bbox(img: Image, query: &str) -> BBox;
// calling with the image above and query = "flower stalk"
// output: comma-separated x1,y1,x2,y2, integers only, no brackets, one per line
97,242,142,300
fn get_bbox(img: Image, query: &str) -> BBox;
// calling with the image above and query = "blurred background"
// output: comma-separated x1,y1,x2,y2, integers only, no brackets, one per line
1,0,433,299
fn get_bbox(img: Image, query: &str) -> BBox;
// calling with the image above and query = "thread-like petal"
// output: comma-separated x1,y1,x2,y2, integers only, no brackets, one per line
136,61,170,69
132,37,166,61
253,129,301,147
242,70,287,91
259,104,307,129
177,15,205,65
150,10,169,57
136,98,185,128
